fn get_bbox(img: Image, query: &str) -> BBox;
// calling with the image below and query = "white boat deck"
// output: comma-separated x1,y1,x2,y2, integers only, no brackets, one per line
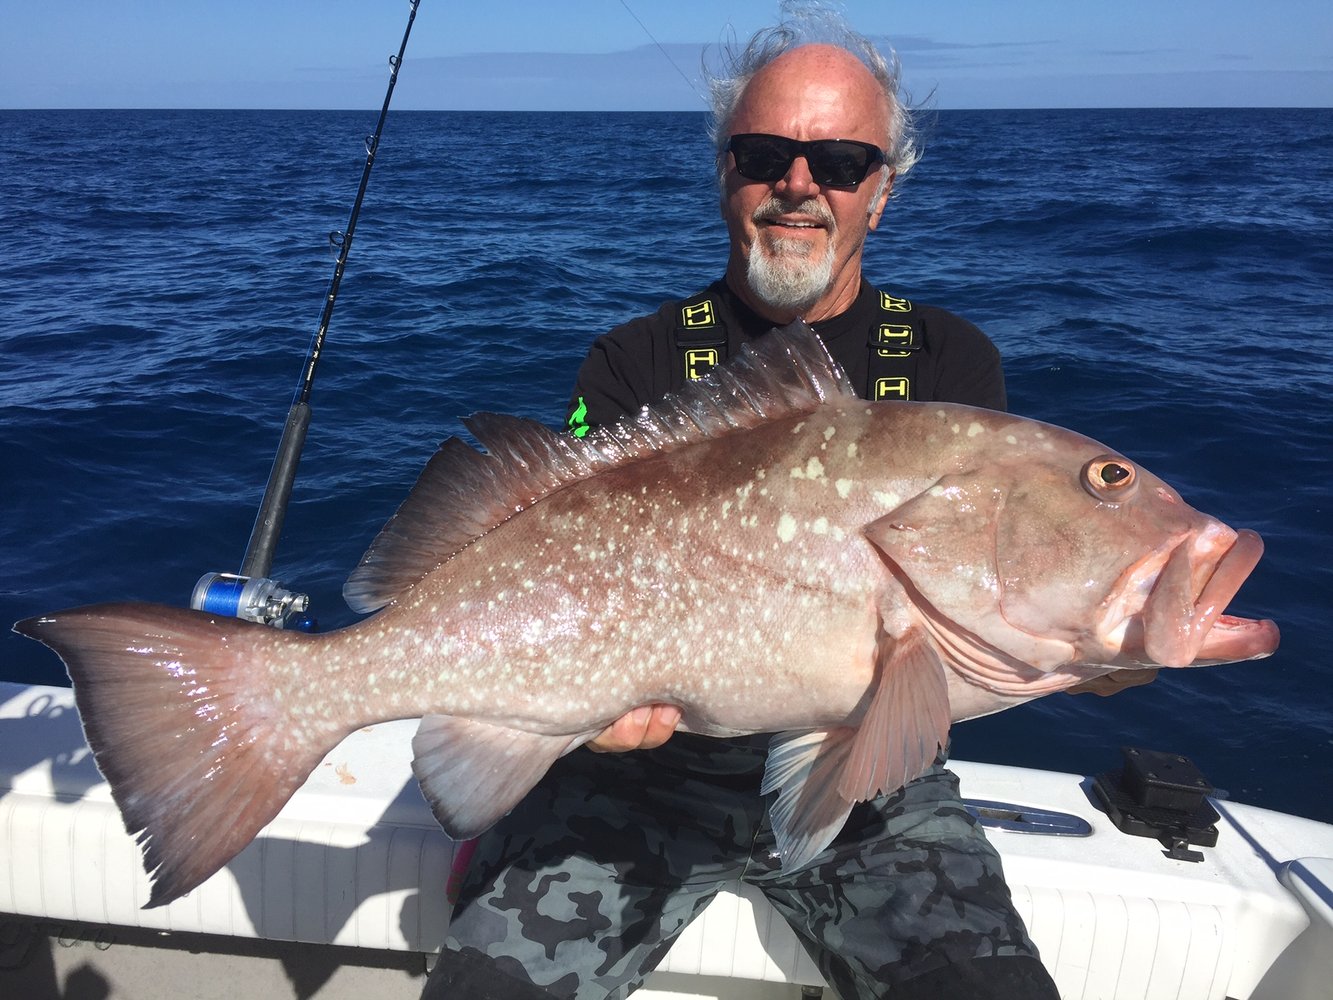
1,680,1330,999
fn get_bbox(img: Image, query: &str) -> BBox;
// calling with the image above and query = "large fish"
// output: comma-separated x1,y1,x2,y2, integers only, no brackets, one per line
15,324,1278,908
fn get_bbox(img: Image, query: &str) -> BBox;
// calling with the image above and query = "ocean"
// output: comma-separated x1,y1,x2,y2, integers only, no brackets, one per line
1,107,1330,822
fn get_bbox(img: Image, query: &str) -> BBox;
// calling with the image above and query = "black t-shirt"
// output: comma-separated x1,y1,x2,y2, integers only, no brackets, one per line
566,278,1005,431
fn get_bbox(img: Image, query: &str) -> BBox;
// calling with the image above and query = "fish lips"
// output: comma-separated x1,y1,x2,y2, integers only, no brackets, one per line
1139,528,1280,667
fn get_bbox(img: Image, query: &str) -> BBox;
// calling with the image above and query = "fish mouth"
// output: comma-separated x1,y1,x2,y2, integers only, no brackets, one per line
1140,528,1280,667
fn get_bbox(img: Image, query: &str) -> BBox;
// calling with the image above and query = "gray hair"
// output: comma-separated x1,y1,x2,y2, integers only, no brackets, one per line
706,3,920,191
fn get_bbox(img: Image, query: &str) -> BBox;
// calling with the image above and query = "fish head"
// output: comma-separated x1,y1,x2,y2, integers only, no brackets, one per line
864,418,1280,676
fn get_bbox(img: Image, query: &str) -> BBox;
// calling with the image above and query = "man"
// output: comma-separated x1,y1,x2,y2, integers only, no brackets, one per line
424,13,1063,1000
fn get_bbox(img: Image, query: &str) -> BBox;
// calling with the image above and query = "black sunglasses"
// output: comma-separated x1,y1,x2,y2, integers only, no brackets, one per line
727,133,887,187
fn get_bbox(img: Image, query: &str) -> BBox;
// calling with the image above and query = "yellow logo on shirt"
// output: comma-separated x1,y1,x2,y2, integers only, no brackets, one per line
873,377,911,400
685,348,719,380
681,301,716,328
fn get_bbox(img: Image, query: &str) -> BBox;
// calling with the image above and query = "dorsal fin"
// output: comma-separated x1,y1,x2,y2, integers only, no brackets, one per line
343,321,854,613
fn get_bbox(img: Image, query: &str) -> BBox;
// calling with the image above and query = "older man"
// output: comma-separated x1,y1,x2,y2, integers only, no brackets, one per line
424,13,1061,1000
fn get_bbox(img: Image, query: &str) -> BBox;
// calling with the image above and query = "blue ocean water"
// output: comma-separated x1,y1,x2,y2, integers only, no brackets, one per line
2,107,1330,821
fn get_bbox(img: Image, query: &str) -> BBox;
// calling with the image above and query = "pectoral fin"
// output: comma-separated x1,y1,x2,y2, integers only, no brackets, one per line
761,626,952,871
411,715,590,840
837,626,952,803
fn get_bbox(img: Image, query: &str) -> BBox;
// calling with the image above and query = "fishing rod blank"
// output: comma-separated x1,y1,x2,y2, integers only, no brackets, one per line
193,0,422,630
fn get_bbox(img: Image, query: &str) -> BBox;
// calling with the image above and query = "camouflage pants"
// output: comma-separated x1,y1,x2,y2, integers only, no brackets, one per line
423,737,1054,1000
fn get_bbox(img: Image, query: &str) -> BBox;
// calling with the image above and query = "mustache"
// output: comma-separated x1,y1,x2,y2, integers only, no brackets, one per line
751,196,836,228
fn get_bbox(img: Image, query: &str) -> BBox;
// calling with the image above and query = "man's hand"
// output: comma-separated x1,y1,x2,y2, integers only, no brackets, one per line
587,705,682,752
1068,669,1160,697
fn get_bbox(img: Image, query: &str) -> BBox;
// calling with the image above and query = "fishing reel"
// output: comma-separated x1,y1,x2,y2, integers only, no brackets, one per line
191,572,316,631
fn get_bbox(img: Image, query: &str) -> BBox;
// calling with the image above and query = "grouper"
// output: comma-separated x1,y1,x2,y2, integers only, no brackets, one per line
14,324,1279,908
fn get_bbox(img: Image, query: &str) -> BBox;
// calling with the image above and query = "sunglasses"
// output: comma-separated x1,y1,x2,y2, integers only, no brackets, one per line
727,133,887,188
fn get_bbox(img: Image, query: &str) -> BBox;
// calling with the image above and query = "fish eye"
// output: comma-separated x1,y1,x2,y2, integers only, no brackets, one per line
1082,455,1138,502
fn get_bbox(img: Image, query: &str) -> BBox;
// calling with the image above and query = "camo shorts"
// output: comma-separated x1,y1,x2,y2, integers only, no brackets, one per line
422,737,1054,1000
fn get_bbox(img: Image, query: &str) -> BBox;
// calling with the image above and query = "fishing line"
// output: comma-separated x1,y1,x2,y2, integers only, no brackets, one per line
192,0,422,629
617,0,708,106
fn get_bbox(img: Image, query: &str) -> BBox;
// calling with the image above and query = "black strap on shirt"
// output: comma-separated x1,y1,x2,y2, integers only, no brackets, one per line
867,290,924,401
671,289,729,383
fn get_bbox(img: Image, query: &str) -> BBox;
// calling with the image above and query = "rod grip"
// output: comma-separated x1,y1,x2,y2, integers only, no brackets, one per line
240,401,312,579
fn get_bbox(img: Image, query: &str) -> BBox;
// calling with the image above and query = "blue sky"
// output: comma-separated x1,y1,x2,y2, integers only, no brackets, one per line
4,0,1331,110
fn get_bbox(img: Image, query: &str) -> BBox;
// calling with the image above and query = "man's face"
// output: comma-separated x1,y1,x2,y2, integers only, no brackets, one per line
722,45,894,322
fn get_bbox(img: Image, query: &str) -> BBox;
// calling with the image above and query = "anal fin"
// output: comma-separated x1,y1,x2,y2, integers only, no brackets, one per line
411,715,590,840
762,727,860,870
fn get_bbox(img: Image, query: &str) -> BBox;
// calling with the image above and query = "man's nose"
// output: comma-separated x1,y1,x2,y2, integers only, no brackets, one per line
775,154,820,199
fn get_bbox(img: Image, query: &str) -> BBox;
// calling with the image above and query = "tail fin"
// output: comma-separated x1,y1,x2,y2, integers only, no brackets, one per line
14,602,337,908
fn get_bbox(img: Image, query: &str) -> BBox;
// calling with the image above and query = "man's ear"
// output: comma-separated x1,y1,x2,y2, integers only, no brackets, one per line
868,169,895,230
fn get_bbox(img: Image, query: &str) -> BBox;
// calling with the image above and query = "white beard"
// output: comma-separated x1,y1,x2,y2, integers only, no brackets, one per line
744,197,837,315
746,236,835,315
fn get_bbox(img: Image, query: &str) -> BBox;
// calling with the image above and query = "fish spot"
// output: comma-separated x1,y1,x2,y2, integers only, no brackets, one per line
777,513,798,543
823,426,836,441
812,517,829,535
873,490,902,508
836,479,854,499
1005,435,1018,445
791,456,826,481
846,441,859,458
968,422,985,437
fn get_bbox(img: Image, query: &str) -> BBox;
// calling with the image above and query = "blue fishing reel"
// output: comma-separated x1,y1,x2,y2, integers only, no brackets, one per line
191,573,316,631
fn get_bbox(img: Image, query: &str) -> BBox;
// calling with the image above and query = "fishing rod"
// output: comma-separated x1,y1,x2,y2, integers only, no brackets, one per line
192,0,422,630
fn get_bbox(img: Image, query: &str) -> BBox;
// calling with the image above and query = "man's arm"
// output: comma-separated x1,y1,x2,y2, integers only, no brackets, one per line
565,308,677,436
